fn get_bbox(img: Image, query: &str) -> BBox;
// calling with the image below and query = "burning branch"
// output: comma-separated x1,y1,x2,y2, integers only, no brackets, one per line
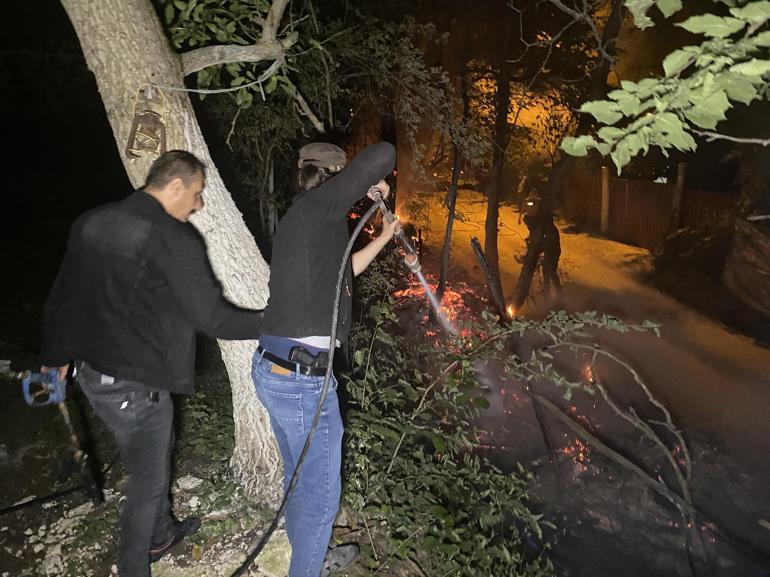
527,391,693,513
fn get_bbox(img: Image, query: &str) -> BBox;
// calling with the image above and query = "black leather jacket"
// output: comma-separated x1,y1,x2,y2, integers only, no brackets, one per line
260,142,396,347
42,191,262,394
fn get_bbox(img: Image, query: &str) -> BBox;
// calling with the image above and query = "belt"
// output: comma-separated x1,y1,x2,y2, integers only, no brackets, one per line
258,346,328,377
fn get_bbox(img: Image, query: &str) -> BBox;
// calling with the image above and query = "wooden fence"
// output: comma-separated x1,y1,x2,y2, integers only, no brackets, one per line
561,169,739,252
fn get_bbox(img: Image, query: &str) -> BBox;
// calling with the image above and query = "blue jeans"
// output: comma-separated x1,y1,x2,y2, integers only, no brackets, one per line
252,351,343,577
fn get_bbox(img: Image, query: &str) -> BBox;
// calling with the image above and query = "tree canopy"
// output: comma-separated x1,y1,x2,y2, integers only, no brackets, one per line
561,0,770,172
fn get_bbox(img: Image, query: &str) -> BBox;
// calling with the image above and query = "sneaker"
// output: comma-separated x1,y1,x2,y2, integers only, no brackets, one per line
149,517,201,562
320,543,359,577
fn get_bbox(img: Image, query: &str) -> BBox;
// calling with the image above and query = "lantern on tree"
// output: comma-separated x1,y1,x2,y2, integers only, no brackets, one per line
125,85,167,159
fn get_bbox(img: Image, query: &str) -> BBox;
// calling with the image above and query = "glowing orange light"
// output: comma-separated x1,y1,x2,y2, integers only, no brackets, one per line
557,437,592,474
506,305,516,318
392,275,475,339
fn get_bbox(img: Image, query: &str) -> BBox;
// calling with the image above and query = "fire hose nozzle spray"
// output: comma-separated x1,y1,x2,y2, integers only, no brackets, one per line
370,190,458,336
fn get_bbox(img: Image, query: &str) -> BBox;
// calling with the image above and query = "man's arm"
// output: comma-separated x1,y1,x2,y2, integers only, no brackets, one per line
303,142,396,219
165,226,263,340
352,218,400,276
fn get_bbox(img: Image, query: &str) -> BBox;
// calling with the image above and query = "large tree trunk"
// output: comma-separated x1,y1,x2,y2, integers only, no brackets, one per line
483,7,513,285
60,0,281,501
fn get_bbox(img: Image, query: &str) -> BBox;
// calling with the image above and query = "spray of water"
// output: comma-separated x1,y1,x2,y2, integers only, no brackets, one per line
371,192,458,337
413,268,459,336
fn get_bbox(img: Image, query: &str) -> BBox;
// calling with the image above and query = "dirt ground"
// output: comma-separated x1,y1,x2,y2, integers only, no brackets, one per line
405,188,770,576
2,189,769,577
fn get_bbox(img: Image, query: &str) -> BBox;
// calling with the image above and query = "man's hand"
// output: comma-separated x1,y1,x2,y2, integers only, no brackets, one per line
352,216,400,277
379,217,401,242
367,179,391,201
41,364,70,382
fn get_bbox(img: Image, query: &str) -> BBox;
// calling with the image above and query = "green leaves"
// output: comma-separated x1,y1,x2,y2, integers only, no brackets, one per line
676,14,746,37
624,0,683,28
562,0,770,171
753,31,770,47
724,74,761,104
730,0,770,23
684,88,731,129
657,0,684,17
730,58,770,76
579,101,623,124
662,47,698,77
560,135,597,157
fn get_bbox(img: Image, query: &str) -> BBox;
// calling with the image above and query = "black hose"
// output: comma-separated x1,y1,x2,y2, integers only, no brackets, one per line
231,201,382,577
0,457,115,517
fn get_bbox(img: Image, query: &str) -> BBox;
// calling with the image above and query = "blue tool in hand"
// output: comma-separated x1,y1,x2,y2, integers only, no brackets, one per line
0,363,103,507
21,368,67,406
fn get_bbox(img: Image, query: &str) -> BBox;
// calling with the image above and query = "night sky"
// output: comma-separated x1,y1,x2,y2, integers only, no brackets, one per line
1,1,127,329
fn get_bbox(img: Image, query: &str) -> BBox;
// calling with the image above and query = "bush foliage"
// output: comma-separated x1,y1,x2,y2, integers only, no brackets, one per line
342,254,553,577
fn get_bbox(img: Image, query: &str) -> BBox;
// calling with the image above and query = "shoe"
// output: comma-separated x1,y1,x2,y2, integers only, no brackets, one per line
149,517,201,562
320,543,359,577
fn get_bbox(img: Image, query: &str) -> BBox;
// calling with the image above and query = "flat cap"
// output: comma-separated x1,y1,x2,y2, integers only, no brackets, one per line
298,142,347,172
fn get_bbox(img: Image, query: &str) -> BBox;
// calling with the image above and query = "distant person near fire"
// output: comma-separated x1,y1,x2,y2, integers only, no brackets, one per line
511,188,562,309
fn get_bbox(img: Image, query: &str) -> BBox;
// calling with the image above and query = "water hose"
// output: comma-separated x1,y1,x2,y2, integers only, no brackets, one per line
232,189,461,575
231,200,382,576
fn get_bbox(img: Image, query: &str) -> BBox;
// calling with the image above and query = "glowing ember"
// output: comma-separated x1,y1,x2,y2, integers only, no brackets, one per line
506,304,516,318
392,274,476,337
583,365,597,385
557,437,592,474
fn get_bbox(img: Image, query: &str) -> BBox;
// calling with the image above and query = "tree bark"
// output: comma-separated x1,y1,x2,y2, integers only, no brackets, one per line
483,6,513,285
60,0,281,501
437,37,471,300
470,237,507,317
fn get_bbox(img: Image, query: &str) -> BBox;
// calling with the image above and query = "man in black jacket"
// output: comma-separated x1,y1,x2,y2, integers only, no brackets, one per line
252,141,397,577
42,151,263,577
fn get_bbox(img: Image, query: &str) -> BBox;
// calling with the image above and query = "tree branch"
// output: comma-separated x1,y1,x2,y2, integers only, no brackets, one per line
528,391,691,513
180,33,297,76
693,130,770,146
179,0,296,75
263,0,290,41
288,84,325,133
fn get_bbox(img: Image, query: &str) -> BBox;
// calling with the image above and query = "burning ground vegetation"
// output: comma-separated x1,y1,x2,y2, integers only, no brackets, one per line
2,264,769,577
388,274,770,577
391,273,485,340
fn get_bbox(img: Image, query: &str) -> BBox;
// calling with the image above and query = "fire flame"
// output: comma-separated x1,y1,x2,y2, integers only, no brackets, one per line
392,275,475,338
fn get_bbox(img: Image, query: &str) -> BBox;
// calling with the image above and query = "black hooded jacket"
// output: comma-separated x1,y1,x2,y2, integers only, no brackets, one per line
42,191,262,394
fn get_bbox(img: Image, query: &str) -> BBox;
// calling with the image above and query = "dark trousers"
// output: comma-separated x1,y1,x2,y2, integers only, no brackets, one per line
512,237,562,309
77,362,175,577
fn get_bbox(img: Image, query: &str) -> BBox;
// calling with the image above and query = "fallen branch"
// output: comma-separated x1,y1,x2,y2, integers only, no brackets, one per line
527,390,689,511
527,390,770,571
470,237,507,317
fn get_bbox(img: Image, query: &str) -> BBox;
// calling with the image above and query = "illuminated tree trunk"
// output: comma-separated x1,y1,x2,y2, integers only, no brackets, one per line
437,47,470,300
60,0,282,501
483,6,512,285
